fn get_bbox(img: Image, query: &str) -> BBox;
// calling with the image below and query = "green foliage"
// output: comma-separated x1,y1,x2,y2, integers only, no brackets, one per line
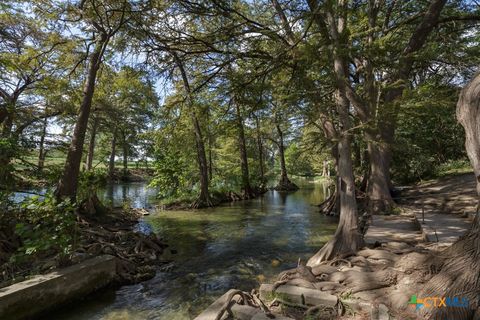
436,159,472,177
11,194,76,263
393,82,466,183
150,147,193,199
285,142,315,177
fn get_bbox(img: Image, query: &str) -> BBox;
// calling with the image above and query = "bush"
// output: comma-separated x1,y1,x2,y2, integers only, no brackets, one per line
11,194,76,263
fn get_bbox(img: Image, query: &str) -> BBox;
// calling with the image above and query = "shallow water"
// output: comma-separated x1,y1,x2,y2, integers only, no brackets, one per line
44,181,338,320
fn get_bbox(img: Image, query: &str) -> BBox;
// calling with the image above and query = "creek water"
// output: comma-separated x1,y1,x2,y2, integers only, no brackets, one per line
43,180,338,320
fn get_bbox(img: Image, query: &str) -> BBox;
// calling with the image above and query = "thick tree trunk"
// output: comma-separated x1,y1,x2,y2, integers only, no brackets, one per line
235,102,254,198
365,0,448,212
419,73,480,320
274,124,298,191
38,116,47,172
308,4,363,264
56,34,108,201
86,116,98,171
108,129,117,178
366,132,394,214
308,90,363,266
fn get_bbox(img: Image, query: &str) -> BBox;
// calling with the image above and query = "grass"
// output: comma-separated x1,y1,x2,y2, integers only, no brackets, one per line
12,152,152,171
436,159,472,177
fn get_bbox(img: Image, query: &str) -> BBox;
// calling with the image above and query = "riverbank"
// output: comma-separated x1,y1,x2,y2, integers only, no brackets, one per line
158,186,269,210
0,206,168,291
195,172,477,319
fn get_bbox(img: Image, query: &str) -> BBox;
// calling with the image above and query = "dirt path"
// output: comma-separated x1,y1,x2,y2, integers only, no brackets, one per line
398,172,477,216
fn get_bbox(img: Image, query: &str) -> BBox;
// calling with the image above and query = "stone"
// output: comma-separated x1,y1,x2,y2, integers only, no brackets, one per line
194,289,241,320
252,313,293,320
0,255,117,320
378,304,390,320
230,304,260,320
259,284,338,307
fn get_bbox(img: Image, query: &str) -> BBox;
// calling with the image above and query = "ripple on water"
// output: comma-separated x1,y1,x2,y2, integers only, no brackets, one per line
46,182,337,320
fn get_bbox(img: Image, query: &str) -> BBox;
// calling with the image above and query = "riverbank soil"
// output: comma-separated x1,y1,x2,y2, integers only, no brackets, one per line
0,207,168,289
202,172,478,319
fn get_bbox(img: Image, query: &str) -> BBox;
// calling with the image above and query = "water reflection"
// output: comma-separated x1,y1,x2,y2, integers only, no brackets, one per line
45,180,338,320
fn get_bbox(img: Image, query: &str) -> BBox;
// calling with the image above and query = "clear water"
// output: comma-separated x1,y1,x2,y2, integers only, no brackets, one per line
41,181,338,320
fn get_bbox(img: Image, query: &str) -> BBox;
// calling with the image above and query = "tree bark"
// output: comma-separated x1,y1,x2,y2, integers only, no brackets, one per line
274,123,298,191
308,0,363,264
56,33,108,201
108,129,117,178
0,100,15,185
38,116,48,171
86,116,99,171
235,101,254,198
122,132,128,177
365,0,448,212
255,115,265,187
172,53,212,207
308,90,363,265
419,72,480,320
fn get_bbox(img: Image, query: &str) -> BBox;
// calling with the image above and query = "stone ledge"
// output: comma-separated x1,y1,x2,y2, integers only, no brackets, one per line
0,255,117,320
259,283,338,307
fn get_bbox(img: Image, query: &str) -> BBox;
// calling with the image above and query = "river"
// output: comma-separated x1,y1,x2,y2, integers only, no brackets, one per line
43,180,337,320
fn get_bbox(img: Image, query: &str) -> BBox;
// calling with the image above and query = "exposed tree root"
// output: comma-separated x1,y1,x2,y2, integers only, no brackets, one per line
190,196,215,209
419,219,480,320
318,187,338,216
213,289,274,320
274,175,299,191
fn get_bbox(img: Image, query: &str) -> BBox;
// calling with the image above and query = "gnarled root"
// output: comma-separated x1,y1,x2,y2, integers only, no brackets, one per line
214,289,274,320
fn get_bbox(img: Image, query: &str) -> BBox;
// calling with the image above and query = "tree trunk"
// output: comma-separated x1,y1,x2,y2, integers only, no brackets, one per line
419,73,480,320
308,90,363,266
365,0,448,212
86,116,99,171
255,115,266,187
0,104,14,185
274,124,298,191
308,3,363,264
172,53,212,207
56,33,108,201
38,116,47,171
122,133,128,177
235,102,254,198
366,132,394,214
109,129,117,178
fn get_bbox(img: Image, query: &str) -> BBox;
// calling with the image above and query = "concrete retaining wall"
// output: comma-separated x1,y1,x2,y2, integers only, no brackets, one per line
0,255,117,320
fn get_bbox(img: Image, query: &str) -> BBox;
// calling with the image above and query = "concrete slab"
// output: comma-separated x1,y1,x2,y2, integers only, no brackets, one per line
259,284,337,307
252,313,293,320
230,304,261,320
194,289,241,320
0,255,117,320
365,215,423,245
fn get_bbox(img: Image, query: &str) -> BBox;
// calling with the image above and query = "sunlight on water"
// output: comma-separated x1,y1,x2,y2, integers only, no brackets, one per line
47,179,338,320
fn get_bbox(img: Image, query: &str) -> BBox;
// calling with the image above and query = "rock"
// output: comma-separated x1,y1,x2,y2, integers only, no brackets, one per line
271,259,281,267
230,304,259,320
259,284,338,306
378,304,389,320
256,274,266,283
371,303,390,320
194,289,242,320
252,313,294,320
